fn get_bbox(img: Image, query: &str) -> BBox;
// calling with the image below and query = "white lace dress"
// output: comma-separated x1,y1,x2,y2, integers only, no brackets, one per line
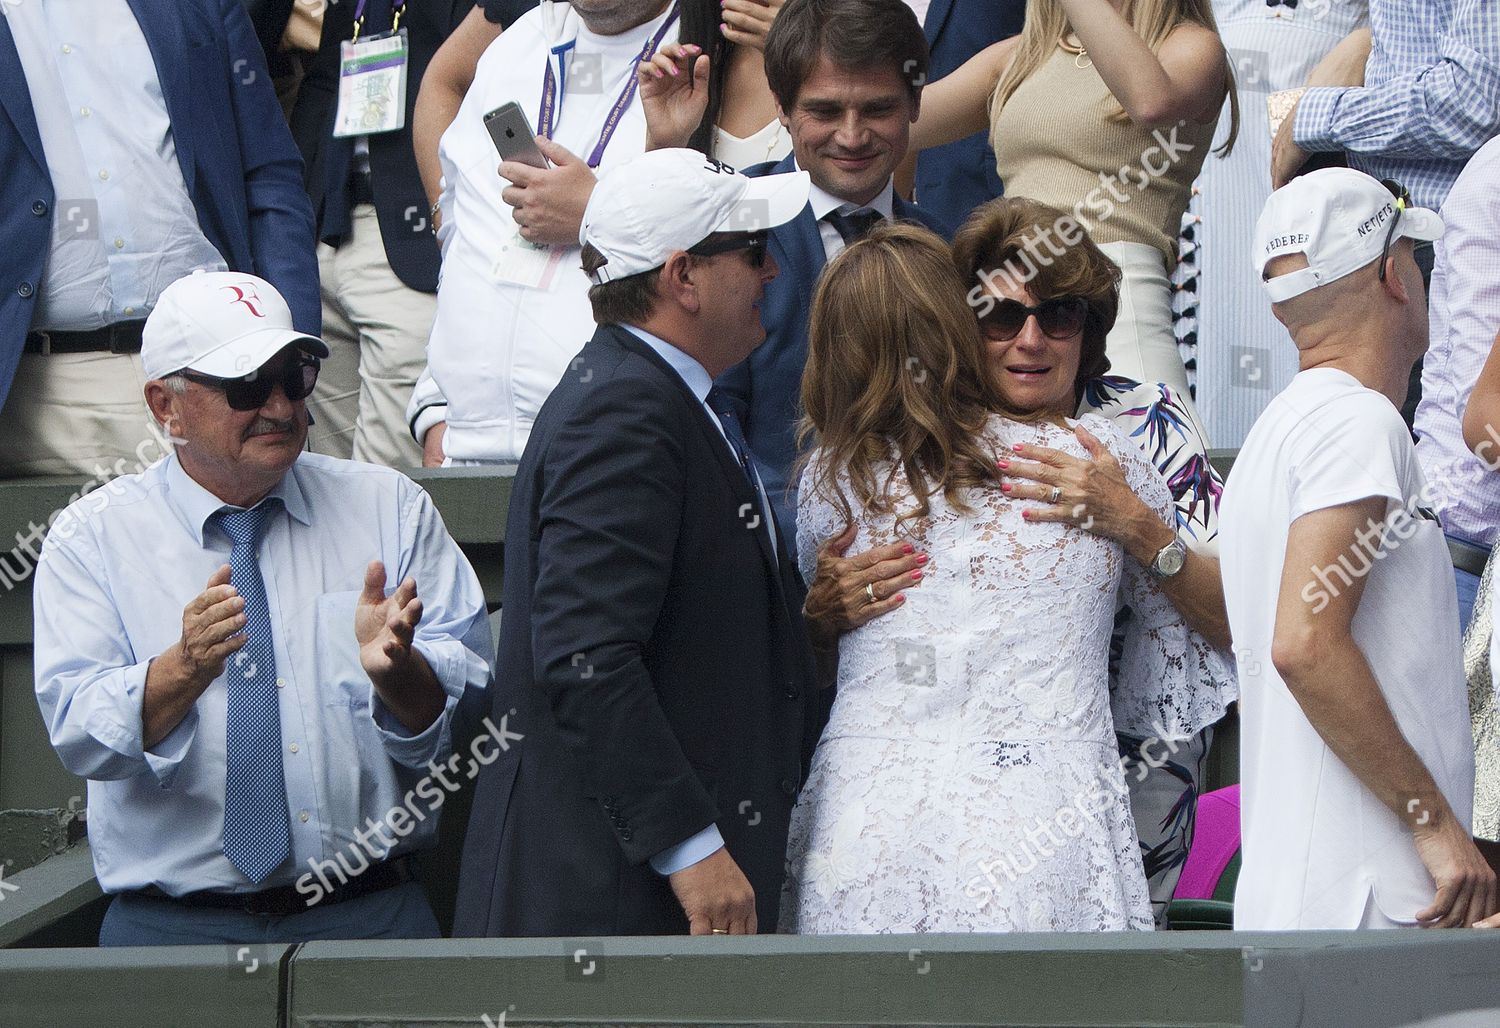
782,413,1187,934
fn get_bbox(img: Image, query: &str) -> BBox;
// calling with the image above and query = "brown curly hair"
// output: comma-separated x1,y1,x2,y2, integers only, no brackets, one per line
951,196,1123,408
798,222,1026,530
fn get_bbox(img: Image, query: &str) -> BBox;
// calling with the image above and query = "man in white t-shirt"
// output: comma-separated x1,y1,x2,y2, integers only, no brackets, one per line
1221,168,1494,930
406,0,678,465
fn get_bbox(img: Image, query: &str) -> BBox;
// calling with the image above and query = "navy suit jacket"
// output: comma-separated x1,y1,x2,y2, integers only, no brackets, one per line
0,0,318,409
717,156,956,553
455,322,820,936
916,0,1027,228
291,0,477,293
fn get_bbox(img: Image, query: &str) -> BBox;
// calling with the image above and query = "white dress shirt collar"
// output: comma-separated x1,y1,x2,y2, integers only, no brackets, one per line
621,324,713,402
800,158,896,223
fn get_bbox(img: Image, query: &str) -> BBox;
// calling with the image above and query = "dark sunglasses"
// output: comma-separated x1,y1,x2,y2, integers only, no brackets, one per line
979,297,1090,341
687,231,769,268
1377,178,1412,284
176,355,321,411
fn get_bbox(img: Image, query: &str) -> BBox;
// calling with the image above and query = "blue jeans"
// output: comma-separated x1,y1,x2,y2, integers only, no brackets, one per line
1456,564,1481,638
98,880,439,946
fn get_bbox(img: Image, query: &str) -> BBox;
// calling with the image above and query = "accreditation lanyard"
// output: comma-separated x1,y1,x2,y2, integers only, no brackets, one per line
536,3,679,169
333,0,410,138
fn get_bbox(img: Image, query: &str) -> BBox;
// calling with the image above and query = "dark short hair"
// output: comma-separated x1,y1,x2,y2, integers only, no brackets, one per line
581,243,660,326
764,0,929,112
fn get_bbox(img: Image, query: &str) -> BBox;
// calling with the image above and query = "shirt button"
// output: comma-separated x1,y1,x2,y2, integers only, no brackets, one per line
98,170,109,181
61,44,72,54
80,106,91,118
31,200,48,217
288,743,299,754
123,306,135,315
17,282,34,298
113,238,124,249
276,678,286,689
298,810,310,823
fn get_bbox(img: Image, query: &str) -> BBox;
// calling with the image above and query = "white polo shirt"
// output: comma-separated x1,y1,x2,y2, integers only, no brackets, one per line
1221,367,1474,930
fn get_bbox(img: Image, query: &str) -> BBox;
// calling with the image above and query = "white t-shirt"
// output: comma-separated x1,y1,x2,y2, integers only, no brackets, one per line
1220,367,1474,930
420,3,677,462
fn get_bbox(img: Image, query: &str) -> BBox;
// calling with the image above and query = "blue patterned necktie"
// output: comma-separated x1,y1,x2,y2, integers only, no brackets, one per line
213,501,291,884
823,207,883,246
705,387,758,489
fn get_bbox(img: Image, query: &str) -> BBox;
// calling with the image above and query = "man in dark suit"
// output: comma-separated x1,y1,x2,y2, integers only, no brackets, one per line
290,1,478,467
916,0,1027,228
455,148,821,936
719,0,956,547
0,0,317,477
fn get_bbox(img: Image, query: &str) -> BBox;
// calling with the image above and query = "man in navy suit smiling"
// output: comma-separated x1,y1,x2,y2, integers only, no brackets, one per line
642,0,955,549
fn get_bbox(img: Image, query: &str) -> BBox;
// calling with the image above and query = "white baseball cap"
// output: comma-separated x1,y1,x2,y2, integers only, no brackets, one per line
579,149,811,284
142,270,328,381
1254,168,1444,303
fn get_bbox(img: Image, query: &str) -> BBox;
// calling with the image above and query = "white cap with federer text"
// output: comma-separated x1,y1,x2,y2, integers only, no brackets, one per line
141,270,329,381
580,148,811,284
1254,167,1444,304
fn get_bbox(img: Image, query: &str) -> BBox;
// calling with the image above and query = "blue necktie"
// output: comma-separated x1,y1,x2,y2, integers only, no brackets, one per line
823,207,883,246
213,502,291,884
705,387,758,489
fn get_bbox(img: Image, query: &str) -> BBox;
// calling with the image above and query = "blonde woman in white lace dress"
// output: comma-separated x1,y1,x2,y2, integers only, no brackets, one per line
781,223,1193,933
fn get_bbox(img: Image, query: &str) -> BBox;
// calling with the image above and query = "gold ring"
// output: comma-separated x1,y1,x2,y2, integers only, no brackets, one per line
864,583,877,604
1048,485,1062,504
711,928,728,934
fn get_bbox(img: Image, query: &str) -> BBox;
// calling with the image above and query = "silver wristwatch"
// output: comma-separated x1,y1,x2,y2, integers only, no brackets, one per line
1149,538,1188,579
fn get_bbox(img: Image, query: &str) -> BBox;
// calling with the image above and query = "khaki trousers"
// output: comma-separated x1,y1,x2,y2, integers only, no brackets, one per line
308,204,431,468
0,350,170,478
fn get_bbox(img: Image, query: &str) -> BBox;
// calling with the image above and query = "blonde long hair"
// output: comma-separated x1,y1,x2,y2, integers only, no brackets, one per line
993,0,1240,156
798,223,1022,531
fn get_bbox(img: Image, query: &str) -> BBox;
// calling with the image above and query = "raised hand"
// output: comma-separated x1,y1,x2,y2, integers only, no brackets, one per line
638,42,711,151
499,137,597,246
177,564,247,687
356,560,423,687
721,0,785,53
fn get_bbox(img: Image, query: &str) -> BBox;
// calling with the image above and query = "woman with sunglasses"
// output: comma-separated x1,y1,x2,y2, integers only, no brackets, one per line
907,0,1238,431
801,198,1234,927
784,220,1173,933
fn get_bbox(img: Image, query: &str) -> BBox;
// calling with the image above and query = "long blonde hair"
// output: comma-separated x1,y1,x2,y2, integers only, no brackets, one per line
993,0,1240,156
798,223,1021,531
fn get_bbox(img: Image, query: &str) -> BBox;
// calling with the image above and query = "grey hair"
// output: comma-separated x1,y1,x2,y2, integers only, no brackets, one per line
165,375,189,395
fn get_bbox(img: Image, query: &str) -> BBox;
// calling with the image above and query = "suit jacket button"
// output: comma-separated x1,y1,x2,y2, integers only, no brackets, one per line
785,685,800,700
17,282,34,298
619,828,633,841
32,200,48,217
779,778,796,797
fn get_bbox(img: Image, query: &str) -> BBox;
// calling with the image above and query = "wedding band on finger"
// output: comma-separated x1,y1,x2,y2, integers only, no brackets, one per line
864,583,878,605
1048,485,1062,504
711,928,728,934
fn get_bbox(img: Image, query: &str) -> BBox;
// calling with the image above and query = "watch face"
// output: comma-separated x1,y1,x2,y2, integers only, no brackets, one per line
1157,542,1186,577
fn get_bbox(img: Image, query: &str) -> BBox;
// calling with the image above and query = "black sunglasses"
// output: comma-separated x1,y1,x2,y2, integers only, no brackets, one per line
979,297,1090,341
687,231,769,268
176,355,320,411
1377,178,1412,283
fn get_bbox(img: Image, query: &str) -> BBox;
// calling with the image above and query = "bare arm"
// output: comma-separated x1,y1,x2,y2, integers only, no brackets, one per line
413,6,503,214
910,37,1018,153
1305,27,1373,89
1462,332,1500,464
1274,500,1495,927
1058,0,1227,127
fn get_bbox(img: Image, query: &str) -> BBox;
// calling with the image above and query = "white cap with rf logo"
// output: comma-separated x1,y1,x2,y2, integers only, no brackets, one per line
141,270,328,380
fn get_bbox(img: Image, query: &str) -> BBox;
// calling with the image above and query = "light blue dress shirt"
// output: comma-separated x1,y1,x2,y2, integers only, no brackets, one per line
1293,0,1500,210
7,0,227,329
33,452,492,896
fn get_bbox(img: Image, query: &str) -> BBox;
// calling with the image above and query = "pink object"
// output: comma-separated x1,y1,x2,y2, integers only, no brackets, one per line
1174,785,1241,900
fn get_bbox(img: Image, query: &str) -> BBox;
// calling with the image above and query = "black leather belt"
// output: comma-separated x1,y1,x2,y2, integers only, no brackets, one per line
133,856,414,917
1448,536,1491,579
24,321,145,355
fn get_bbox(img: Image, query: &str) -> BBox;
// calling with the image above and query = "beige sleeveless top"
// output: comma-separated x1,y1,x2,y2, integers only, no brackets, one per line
990,48,1218,265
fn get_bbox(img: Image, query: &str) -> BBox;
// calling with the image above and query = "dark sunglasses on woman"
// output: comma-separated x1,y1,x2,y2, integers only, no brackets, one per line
174,355,321,411
979,296,1090,341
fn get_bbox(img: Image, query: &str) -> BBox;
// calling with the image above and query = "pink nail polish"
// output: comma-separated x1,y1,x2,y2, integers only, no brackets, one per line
915,554,929,565
1012,443,1025,453
996,459,1009,470
911,570,923,581
901,543,914,554
1001,483,1012,493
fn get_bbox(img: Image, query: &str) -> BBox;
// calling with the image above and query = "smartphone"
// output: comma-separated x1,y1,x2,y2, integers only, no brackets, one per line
484,102,550,170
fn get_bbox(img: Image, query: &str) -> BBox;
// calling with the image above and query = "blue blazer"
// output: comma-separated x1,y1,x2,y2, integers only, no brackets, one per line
916,0,1027,228
717,155,956,553
0,0,319,409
